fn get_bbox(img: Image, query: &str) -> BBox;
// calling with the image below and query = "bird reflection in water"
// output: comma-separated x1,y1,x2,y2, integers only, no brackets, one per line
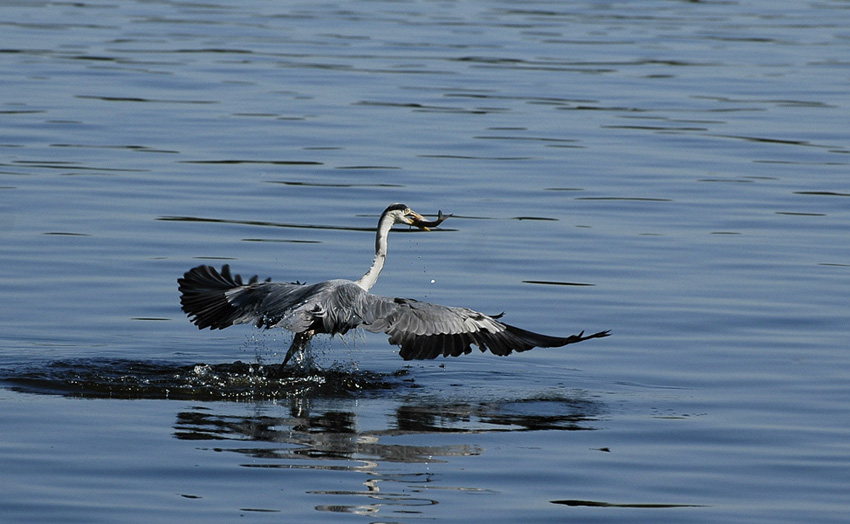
173,394,599,516
174,395,599,447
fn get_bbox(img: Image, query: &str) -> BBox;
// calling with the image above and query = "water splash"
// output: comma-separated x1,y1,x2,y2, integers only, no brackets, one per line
0,359,402,400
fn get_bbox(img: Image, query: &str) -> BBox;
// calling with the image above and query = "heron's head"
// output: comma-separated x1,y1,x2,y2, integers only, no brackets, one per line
383,203,431,230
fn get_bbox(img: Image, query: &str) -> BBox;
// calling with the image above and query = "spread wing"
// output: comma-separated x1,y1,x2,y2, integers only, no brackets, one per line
355,294,610,360
180,265,610,360
178,264,360,333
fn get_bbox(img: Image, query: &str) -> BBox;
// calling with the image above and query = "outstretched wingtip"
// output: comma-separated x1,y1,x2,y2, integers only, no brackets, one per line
590,329,611,339
502,324,610,351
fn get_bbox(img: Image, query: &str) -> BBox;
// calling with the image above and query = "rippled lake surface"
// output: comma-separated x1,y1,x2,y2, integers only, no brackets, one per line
2,1,849,522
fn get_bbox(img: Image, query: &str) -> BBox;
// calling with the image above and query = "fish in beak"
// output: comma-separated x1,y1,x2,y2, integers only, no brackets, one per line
407,209,451,231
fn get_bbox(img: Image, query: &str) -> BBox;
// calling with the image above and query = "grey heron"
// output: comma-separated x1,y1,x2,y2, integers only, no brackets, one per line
178,203,609,369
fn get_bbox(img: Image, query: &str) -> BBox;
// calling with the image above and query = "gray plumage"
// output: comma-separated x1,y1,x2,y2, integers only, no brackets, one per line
178,204,609,366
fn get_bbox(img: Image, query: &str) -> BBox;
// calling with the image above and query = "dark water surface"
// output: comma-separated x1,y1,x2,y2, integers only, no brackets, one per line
2,1,849,523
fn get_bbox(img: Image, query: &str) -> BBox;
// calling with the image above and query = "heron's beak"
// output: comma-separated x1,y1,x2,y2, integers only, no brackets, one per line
406,210,431,231
406,209,451,231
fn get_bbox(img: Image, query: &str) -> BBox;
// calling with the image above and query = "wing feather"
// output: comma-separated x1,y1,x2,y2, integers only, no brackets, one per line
355,294,609,360
180,264,329,331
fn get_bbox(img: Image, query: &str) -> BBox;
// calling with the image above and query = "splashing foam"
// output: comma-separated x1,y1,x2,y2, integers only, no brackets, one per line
1,358,403,400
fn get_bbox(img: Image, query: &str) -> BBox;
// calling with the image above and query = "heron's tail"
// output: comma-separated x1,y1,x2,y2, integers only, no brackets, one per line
178,264,258,329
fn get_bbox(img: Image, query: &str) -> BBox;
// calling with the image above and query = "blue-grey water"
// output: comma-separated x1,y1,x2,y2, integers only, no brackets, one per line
2,1,849,522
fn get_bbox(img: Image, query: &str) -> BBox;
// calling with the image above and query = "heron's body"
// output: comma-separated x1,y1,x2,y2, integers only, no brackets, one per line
179,204,609,367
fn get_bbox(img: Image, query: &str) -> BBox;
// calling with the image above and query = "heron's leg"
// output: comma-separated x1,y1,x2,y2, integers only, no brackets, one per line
279,331,312,372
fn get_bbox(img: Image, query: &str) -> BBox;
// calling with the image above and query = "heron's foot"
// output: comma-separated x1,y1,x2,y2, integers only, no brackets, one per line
270,361,289,379
270,351,298,379
271,356,316,379
270,332,313,378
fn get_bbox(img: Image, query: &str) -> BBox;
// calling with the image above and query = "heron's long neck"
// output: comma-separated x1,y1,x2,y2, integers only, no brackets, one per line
355,213,394,291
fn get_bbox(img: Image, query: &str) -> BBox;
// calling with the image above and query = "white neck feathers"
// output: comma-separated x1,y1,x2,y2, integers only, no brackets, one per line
354,212,396,291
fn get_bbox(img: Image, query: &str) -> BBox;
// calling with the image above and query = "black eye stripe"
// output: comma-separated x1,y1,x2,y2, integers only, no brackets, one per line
385,203,408,213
